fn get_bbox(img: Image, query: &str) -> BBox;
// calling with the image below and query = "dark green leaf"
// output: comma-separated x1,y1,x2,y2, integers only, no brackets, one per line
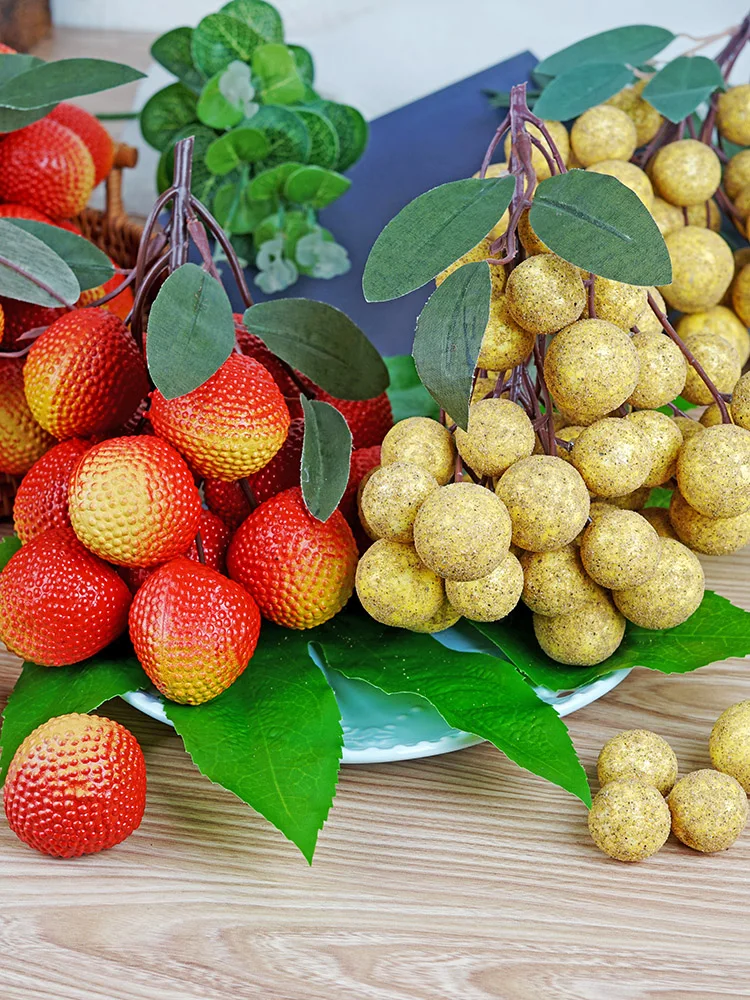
165,624,342,863
294,108,339,168
191,13,262,77
316,613,591,806
150,27,204,92
290,44,314,85
0,535,21,572
363,176,514,302
252,43,305,104
0,59,145,111
248,162,304,200
147,262,235,399
535,25,675,77
645,486,673,509
220,0,284,42
413,261,491,431
6,220,114,292
196,72,245,130
284,165,350,208
0,57,52,130
530,170,672,286
246,105,310,166
140,83,198,152
385,354,440,422
213,183,271,234
642,56,726,124
0,219,79,307
300,397,352,521
0,54,43,86
532,62,635,120
243,298,389,399
0,654,148,785
205,127,270,174
317,101,368,171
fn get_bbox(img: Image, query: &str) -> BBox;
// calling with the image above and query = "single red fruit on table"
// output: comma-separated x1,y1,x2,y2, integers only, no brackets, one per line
23,307,149,439
12,437,90,542
0,296,64,350
0,357,54,475
69,436,202,568
4,713,146,858
0,118,95,218
297,373,393,449
227,486,358,629
0,527,132,666
48,103,115,186
129,557,261,705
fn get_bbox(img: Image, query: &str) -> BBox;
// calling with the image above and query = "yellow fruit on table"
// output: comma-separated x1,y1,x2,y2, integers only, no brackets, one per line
709,701,750,793
613,537,704,629
505,254,585,335
503,120,569,179
570,105,637,167
669,489,750,556
659,227,733,313
355,539,445,628
677,305,750,366
454,398,535,477
589,780,671,862
495,455,590,552
724,149,750,200
628,331,688,410
533,593,626,666
640,506,679,539
668,769,748,853
590,276,647,329
380,417,456,485
680,332,741,406
587,159,654,209
717,84,750,146
597,730,678,796
649,139,722,207
606,79,663,146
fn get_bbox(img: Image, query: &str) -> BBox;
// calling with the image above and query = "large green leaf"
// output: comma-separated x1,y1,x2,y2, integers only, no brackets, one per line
294,108,338,168
530,170,672,286
0,219,79,307
385,354,440,422
147,263,235,400
412,261,491,431
316,101,368,171
243,299,389,399
165,624,342,863
252,43,305,104
532,62,635,120
0,55,52,129
248,162,304,201
150,27,204,92
535,25,675,78
300,397,352,521
221,0,284,42
0,58,144,111
191,13,262,77
246,105,311,166
205,127,270,174
642,56,726,124
363,176,514,302
0,535,21,572
140,83,199,152
6,220,114,292
315,614,591,806
284,165,350,208
213,183,271,234
0,654,148,785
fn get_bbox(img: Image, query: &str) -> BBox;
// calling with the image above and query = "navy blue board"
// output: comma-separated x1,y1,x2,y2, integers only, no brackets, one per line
214,51,537,356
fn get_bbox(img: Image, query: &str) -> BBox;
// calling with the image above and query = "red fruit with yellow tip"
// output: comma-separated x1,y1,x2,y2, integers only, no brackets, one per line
129,557,261,705
0,296,64,350
234,316,300,399
4,713,146,858
0,527,132,666
0,357,54,474
48,103,114,186
0,203,56,223
23,307,149,439
227,486,358,629
12,437,90,542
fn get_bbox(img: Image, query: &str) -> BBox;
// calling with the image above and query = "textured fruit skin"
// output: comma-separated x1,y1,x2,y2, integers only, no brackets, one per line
149,352,291,481
0,296,64,350
227,486,358,629
13,438,90,542
339,444,381,525
235,318,301,400
298,373,393,449
0,357,54,474
129,558,261,705
0,119,95,217
203,478,252,532
0,203,57,223
48,103,114,186
4,713,146,858
69,436,202,567
77,259,134,320
0,527,132,665
23,308,149,439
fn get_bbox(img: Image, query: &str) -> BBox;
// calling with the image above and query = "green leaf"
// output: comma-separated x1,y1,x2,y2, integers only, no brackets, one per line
213,183,271,234
530,170,672,286
243,299,389,399
535,25,675,78
363,176,514,302
315,613,591,806
316,101,368,171
0,54,43,85
290,45,314,85
248,162,304,200
0,535,21,572
284,165,350,208
147,263,235,400
645,486,673,509
245,105,310,166
205,127,270,174
0,58,145,111
140,83,198,152
252,43,305,104
532,62,635,120
385,354,440,422
191,13,262,77
300,397,352,521
5,220,114,292
150,27,204,92
642,56,726,124
165,624,342,863
0,219,79,307
220,0,284,43
196,73,245,130
0,55,53,130
294,108,338,168
0,653,148,785
413,261,491,431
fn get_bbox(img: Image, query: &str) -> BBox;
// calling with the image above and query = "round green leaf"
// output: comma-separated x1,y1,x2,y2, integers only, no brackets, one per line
248,162,305,201
246,104,310,166
300,397,352,521
140,83,198,152
191,12,262,77
205,127,270,174
290,45,314,85
150,27,204,92
535,25,675,78
196,72,245,130
294,108,339,168
317,101,368,171
213,183,272,234
284,165,350,208
251,43,305,104
532,62,635,120
642,56,726,124
5,220,114,292
220,0,284,42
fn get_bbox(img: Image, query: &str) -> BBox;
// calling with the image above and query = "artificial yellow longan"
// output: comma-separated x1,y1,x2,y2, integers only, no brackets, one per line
355,539,445,628
633,287,667,335
685,199,721,232
606,79,662,146
669,489,750,556
435,237,506,292
476,294,536,371
356,465,380,540
650,196,684,237
612,537,704,630
550,423,585,464
381,417,456,485
659,227,734,313
495,455,590,552
732,262,750,327
517,208,550,255
359,462,439,543
572,417,652,497
680,333,741,406
591,276,647,329
445,552,524,622
589,780,671,862
640,505,679,539
731,372,750,430
710,701,750,793
597,729,678,795
700,403,725,429
677,305,750,366
717,84,750,146
520,544,601,616
672,415,703,444
533,594,626,666
601,485,654,511
470,369,504,405
406,596,462,634
580,508,661,590
724,149,750,200
504,120,570,180
454,397,535,477
625,409,684,487
570,105,637,167
650,139,722,207
587,159,654,209
505,254,585,335
628,332,688,410
676,423,750,518
668,769,749,853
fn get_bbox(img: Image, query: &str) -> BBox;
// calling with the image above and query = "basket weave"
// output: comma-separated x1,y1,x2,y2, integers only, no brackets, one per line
0,142,143,521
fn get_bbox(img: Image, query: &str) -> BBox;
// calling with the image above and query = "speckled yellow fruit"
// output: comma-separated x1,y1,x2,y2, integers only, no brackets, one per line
570,105,637,167
680,332,741,406
625,409,683,487
381,417,456,485
355,539,444,628
724,149,750,200
505,254,585,335
668,769,748,853
589,780,671,862
470,370,504,405
677,305,750,366
454,398,535,477
633,287,667,335
672,415,703,444
445,552,523,622
356,465,380,540
685,199,721,231
717,84,750,146
731,263,750,326
495,455,590,552
650,196,684,237
590,277,647,329
534,594,626,666
669,489,750,556
503,120,569,180
598,485,653,511
676,423,750,518
606,79,662,146
406,596,462,634
650,140,722,207
359,462,439,543
613,537,704,629
640,506,679,539
517,209,550,255
476,294,536,370
699,403,725,428
659,227,733,313
598,730,678,795
628,332,687,410
710,702,750,793
572,418,652,497
587,159,654,209
435,237,506,292
731,372,750,430
520,544,601,616
580,508,660,589
413,482,511,581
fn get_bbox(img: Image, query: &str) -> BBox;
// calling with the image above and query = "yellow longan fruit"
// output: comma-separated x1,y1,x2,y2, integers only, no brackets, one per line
669,489,750,556
731,372,750,430
672,415,703,444
625,409,684,486
552,423,585,463
570,105,637,167
659,227,734,313
445,552,524,622
717,84,750,146
591,276,647,329
602,484,653,511
470,369,503,405
454,397,535,477
495,455,590,552
520,543,601,616
650,196,684,237
504,120,570,180
628,331,688,410
640,506,679,539
435,236,506,294
472,163,511,239
606,79,663,146
650,139,722,207
587,159,654,209
381,417,456,485
731,262,750,326
677,423,750,518
517,208,550,255
355,539,445,628
580,507,661,589
544,319,640,424
633,287,666,335
356,465,380,540
505,254,585,335
724,149,750,200
533,593,626,666
407,596,462,634
677,305,750,366
612,537,704,629
413,481,511,581
476,294,536,371
668,769,749,853
589,780,671,862
685,199,721,232
571,417,652,497
359,462,439,543
699,403,724,428
710,701,750,793
680,333,741,406
597,729,678,795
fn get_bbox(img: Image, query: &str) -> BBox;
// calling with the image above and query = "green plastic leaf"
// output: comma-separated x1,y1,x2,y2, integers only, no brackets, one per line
220,0,284,42
294,108,338,168
165,624,342,863
317,101,368,171
316,614,591,806
642,56,726,124
0,535,21,572
284,165,350,208
246,105,310,166
0,55,52,129
140,83,198,152
290,45,314,85
213,183,271,234
363,176,514,302
0,58,145,111
252,43,305,104
0,654,148,785
413,261,491,431
533,62,635,120
535,25,675,78
150,27,204,92
205,127,270,174
196,73,245,130
248,162,304,201
0,54,42,84
385,355,440,422
530,170,672,286
243,298,389,399
191,13,262,77
6,220,114,292
300,397,352,521
646,486,673,509
0,219,79,307
147,263,235,400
